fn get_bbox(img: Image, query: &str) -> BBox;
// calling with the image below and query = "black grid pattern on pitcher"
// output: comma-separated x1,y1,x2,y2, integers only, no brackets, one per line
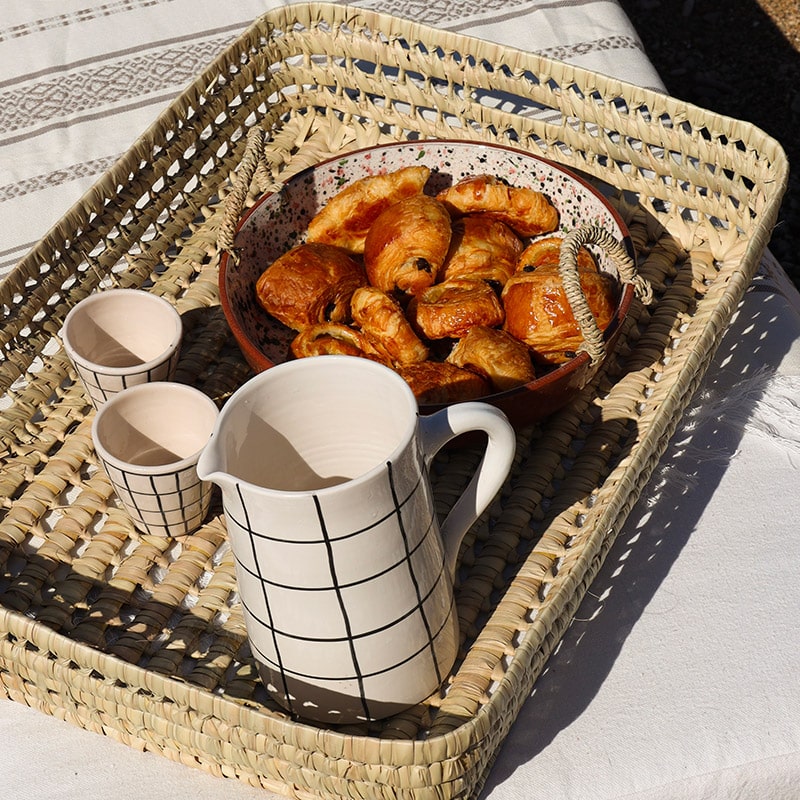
230,461,451,720
100,456,205,534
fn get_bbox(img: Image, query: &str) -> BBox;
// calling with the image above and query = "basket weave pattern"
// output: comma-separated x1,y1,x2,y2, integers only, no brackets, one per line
0,4,787,799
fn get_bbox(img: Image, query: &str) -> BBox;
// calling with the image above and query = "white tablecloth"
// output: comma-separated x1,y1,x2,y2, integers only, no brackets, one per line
1,2,799,799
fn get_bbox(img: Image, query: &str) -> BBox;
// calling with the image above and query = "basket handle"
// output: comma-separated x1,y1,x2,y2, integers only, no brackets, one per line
558,223,653,364
218,127,269,264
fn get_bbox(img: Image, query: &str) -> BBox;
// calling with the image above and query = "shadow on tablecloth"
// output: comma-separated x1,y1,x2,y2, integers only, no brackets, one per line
481,257,800,795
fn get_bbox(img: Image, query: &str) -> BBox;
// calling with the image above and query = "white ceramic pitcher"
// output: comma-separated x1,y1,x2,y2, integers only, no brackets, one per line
197,355,515,723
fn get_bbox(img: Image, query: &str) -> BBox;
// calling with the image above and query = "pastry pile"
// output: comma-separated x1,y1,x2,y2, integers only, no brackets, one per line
255,165,619,403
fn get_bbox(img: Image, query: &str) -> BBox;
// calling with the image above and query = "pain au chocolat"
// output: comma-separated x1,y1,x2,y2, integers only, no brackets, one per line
436,174,559,237
363,194,452,296
397,360,490,404
350,286,429,366
408,278,505,340
306,165,431,254
290,322,378,360
440,214,524,288
502,266,619,365
447,325,536,393
516,235,599,273
255,242,367,331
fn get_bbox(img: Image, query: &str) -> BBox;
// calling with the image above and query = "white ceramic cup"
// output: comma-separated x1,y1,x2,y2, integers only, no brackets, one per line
197,355,516,723
92,382,219,537
62,288,183,408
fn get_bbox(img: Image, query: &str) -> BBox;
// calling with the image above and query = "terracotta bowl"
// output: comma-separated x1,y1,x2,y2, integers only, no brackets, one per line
219,140,635,429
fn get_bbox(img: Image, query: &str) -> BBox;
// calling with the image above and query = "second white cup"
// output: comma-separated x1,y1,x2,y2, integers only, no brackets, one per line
92,382,219,537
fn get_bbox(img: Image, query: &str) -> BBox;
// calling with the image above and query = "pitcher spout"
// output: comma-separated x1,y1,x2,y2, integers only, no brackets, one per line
196,432,233,490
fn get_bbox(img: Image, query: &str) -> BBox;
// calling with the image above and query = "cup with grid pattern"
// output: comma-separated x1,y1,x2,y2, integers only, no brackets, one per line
62,288,183,409
92,381,219,537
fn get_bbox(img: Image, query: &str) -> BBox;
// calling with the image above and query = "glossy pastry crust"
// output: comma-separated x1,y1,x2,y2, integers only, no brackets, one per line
448,326,536,392
290,322,377,360
436,174,559,237
251,163,624,404
364,194,452,295
350,286,429,366
502,268,619,364
441,214,524,287
409,278,505,340
516,235,599,273
397,361,490,404
255,242,367,331
306,165,431,254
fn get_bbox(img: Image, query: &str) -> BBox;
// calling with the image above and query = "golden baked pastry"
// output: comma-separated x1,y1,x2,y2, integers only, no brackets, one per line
502,268,619,364
408,278,505,340
397,361,490,404
363,194,452,296
448,326,536,392
440,214,524,287
306,165,431,254
350,286,429,366
516,235,598,273
290,322,379,360
436,174,559,237
256,242,367,331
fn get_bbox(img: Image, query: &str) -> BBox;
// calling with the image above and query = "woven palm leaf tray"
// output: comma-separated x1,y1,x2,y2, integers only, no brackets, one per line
0,3,788,799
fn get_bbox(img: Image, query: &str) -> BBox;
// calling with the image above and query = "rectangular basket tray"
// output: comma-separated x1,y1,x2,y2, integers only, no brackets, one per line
0,3,788,799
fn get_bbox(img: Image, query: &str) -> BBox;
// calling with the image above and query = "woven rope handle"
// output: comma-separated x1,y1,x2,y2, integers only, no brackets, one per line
218,127,269,263
558,224,653,363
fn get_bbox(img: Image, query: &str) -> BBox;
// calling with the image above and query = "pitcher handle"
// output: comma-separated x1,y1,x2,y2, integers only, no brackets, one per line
419,403,516,581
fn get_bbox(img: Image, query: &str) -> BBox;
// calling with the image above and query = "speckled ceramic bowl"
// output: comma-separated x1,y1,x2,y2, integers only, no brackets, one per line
219,140,635,428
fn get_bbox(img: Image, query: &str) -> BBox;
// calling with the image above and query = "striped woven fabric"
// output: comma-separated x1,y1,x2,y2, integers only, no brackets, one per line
0,0,662,277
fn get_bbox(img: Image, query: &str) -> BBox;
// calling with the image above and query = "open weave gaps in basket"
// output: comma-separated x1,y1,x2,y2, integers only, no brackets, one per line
0,4,788,800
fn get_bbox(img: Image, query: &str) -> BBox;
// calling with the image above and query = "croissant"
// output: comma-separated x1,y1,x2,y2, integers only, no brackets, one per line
255,242,367,331
502,268,619,364
408,278,505,340
440,214,524,288
306,165,431,254
290,322,379,360
397,361,490,404
516,235,599,273
436,174,558,237
350,286,429,366
448,326,536,392
363,194,452,296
